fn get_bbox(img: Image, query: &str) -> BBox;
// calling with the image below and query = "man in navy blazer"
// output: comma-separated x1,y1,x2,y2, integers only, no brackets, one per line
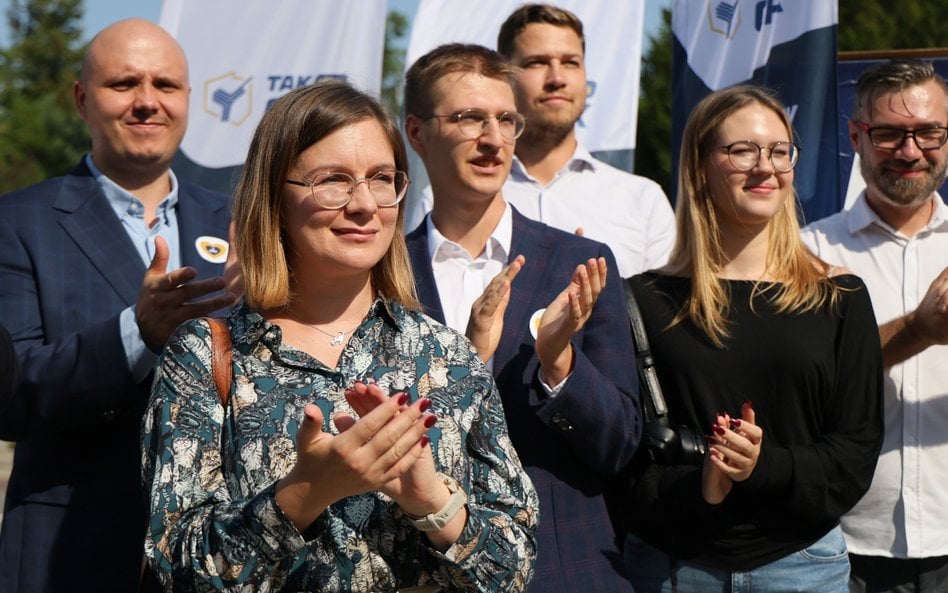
0,19,236,593
403,43,641,592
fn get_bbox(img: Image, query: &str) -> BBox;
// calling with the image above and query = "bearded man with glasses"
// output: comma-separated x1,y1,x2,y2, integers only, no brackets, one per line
802,59,948,593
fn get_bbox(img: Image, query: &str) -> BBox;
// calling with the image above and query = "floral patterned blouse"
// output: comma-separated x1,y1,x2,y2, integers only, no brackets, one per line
142,299,538,592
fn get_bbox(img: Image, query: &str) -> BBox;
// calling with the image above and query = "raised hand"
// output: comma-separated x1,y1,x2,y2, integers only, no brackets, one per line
136,236,237,351
910,266,948,345
465,255,525,362
535,257,607,385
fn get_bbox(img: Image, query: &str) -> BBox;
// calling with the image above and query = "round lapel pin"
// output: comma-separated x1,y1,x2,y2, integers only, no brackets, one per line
195,236,229,264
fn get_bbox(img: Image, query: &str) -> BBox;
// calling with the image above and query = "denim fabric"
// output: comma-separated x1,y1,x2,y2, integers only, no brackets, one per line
624,526,850,593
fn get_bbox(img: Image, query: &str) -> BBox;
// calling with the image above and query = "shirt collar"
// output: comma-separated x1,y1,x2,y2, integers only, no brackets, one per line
509,140,596,183
425,201,512,265
86,154,179,222
230,295,406,353
847,190,948,235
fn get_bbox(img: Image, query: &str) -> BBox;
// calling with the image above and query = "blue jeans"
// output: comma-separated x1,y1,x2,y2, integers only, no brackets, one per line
623,526,850,593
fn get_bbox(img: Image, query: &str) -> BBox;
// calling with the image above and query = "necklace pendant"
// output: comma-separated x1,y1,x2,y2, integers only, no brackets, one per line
330,332,345,347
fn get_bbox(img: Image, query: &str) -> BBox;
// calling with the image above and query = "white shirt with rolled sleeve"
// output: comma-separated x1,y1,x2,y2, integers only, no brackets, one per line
801,191,948,558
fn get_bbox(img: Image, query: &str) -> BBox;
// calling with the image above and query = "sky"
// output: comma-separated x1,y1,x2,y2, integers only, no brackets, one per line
0,0,671,49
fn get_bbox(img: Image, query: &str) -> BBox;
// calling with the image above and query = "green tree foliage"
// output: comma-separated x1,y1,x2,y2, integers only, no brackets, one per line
0,0,87,195
381,10,408,116
634,7,673,198
634,2,947,202
838,0,946,51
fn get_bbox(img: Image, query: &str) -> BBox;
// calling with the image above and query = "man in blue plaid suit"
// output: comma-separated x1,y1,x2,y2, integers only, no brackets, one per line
0,19,236,593
402,43,641,593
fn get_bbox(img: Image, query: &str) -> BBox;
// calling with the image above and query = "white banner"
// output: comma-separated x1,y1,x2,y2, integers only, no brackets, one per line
672,0,836,90
406,0,645,152
160,0,387,168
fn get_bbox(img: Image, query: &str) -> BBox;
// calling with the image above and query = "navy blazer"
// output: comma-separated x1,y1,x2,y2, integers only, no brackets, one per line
407,207,641,593
0,160,231,593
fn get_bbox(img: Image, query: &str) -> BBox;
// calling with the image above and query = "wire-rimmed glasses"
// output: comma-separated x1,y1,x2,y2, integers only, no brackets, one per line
427,108,526,141
286,170,409,209
720,140,800,172
855,122,948,151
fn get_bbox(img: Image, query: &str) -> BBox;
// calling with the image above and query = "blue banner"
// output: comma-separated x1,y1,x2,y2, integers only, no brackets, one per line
672,0,839,224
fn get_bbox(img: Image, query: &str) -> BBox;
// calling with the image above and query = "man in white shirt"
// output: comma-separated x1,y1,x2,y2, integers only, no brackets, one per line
402,42,640,593
497,3,675,278
403,4,675,279
801,59,948,593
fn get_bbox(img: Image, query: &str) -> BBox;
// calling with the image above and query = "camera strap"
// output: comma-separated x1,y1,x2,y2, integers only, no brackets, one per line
622,279,670,426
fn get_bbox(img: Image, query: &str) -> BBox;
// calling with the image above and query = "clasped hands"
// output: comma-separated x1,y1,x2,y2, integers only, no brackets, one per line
465,255,608,386
276,382,461,546
701,400,763,505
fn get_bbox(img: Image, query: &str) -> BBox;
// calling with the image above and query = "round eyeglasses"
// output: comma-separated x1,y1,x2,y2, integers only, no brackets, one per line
720,140,800,172
286,170,409,209
427,108,526,141
856,122,948,151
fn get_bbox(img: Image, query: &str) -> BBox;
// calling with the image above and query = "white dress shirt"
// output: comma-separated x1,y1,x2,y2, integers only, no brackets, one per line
405,143,676,278
801,191,948,558
503,143,675,278
426,203,512,339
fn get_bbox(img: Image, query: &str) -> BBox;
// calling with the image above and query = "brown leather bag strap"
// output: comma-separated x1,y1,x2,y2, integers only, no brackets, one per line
205,317,233,407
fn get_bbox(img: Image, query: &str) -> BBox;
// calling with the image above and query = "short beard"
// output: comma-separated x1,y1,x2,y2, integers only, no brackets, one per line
861,155,947,209
518,118,574,152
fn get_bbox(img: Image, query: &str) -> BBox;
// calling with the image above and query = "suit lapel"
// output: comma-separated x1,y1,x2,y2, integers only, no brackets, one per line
56,169,144,306
177,186,230,279
494,210,555,367
406,224,447,323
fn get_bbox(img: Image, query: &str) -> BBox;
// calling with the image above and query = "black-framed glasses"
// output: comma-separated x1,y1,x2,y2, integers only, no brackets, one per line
286,170,409,209
855,122,948,151
427,108,526,140
720,140,800,172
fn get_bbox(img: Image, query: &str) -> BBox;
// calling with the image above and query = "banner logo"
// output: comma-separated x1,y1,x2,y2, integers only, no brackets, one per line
708,0,741,39
204,72,254,126
754,0,783,31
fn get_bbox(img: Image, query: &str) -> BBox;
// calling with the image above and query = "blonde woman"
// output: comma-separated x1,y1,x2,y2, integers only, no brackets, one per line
621,85,883,593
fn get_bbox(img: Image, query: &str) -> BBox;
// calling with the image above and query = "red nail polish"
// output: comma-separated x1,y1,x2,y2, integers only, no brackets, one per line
744,400,753,408
713,425,726,436
419,398,432,412
396,393,409,405
423,415,437,428
732,419,742,428
420,436,430,448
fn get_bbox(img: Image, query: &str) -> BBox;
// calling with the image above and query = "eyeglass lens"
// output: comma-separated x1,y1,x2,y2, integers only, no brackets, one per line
868,126,948,150
726,141,798,171
455,109,525,140
309,171,408,208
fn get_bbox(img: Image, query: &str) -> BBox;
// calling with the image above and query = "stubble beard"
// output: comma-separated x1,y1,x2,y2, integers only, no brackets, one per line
862,154,948,209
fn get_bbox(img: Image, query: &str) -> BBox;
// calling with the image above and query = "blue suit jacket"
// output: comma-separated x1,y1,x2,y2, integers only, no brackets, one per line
0,161,230,593
407,207,640,593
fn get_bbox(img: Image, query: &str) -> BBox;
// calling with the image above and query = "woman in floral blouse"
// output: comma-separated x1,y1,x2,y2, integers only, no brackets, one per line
142,80,538,593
